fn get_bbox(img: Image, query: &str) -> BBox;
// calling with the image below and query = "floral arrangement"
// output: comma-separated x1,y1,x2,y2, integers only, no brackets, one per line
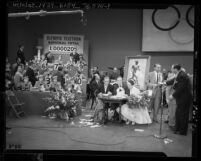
127,92,151,109
44,88,82,120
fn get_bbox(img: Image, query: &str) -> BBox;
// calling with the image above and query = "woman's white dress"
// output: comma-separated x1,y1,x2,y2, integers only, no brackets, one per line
121,86,152,124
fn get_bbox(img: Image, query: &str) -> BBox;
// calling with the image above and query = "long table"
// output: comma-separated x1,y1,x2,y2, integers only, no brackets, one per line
99,96,128,123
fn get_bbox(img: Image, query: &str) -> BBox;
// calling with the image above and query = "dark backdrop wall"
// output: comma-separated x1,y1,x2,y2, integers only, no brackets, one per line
8,9,194,73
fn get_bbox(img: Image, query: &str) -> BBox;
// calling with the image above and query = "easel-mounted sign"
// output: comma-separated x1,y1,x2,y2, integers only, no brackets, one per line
123,55,151,90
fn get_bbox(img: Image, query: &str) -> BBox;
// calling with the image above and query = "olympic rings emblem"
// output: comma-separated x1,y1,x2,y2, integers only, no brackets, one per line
152,5,194,31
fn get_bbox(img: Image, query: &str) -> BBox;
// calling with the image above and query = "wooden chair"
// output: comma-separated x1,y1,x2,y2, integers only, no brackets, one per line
6,90,25,118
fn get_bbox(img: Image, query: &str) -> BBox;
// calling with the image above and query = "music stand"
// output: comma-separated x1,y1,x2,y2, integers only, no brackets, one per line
154,84,167,139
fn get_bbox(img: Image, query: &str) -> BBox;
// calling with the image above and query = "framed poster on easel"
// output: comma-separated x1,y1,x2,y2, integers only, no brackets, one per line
123,55,151,90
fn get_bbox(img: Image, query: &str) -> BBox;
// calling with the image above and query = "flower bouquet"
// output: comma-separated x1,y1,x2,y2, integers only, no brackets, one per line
44,90,80,120
127,92,151,109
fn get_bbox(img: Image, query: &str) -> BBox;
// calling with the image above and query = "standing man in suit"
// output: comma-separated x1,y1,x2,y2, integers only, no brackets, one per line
166,64,192,135
17,45,26,65
89,74,102,109
146,64,163,123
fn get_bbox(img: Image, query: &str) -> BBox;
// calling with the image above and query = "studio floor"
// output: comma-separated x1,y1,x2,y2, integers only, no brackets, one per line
6,105,192,157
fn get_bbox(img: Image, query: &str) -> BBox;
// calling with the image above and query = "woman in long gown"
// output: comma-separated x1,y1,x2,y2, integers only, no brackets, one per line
121,79,152,125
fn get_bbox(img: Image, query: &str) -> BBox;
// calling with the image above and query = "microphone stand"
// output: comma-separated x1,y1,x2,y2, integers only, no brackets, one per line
154,84,167,139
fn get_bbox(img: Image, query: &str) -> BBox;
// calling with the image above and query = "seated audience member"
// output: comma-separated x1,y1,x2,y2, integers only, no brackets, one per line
110,67,120,81
49,76,61,92
25,62,37,86
12,57,23,76
45,52,55,64
21,76,32,91
6,57,13,90
78,54,87,70
34,75,46,90
14,65,24,90
99,71,105,84
53,66,65,88
64,72,71,86
92,76,114,124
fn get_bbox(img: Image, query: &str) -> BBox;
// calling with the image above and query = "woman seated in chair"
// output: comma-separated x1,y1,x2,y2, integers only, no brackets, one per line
120,79,152,125
34,75,46,91
21,76,32,91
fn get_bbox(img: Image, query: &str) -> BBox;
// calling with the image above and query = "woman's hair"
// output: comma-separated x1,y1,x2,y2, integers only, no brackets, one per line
127,78,135,86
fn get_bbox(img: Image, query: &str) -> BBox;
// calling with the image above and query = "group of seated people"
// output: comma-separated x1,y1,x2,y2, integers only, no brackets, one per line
88,71,152,125
5,53,84,94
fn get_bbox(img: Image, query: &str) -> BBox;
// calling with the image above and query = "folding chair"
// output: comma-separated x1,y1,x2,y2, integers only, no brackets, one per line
6,90,25,118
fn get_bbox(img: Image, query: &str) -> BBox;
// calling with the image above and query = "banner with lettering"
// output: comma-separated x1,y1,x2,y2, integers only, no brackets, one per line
43,34,84,54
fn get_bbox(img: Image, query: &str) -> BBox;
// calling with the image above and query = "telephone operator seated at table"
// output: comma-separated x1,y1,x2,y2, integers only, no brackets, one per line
92,76,114,124
120,78,152,125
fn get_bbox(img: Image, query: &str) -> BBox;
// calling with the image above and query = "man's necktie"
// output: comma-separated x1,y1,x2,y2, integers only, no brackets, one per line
156,73,159,83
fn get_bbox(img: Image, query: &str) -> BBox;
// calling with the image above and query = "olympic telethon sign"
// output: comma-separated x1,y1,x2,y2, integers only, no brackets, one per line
43,34,84,55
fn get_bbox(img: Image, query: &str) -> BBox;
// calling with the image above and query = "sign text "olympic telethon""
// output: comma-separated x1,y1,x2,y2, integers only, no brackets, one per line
46,36,82,41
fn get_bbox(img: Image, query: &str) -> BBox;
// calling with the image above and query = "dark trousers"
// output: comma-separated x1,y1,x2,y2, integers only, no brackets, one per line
175,101,191,134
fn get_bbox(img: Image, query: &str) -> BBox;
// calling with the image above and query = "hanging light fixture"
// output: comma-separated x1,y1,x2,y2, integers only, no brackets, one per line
8,10,84,21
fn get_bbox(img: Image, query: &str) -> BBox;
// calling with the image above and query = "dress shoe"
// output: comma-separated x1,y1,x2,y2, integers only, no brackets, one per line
153,119,159,123
179,131,187,136
174,131,180,134
164,120,169,124
169,126,176,131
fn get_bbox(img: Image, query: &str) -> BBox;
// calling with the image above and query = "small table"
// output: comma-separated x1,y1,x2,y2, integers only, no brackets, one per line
99,96,128,123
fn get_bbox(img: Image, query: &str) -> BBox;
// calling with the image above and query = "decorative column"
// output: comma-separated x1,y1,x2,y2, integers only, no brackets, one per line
36,46,43,60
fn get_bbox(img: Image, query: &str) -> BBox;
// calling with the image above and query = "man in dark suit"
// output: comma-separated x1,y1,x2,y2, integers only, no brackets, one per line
165,64,192,135
97,76,114,96
96,76,114,123
25,62,37,86
17,45,26,65
89,74,102,109
113,76,129,95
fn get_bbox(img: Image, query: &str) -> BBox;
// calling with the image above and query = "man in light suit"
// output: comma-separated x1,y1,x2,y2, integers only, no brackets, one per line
146,64,163,123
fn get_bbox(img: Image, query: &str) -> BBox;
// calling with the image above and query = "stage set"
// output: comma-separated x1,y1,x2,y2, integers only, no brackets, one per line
6,4,194,157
